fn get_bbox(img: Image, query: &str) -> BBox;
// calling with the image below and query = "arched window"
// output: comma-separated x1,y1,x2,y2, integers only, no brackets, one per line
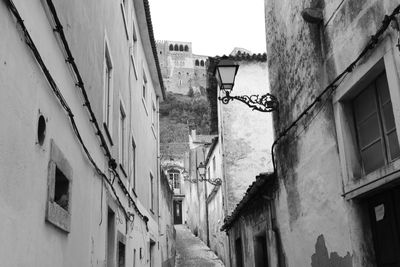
174,44,179,51
169,44,173,51
200,60,204,66
195,59,199,66
184,45,189,52
179,45,184,51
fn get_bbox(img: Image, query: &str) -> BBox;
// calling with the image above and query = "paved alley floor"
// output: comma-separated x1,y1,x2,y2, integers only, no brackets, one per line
175,225,225,267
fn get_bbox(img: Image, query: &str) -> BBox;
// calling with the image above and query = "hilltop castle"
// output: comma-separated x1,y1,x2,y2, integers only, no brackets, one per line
156,40,208,95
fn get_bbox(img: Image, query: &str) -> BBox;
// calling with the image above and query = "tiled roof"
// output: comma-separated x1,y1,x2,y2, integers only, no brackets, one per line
212,52,267,63
221,172,275,231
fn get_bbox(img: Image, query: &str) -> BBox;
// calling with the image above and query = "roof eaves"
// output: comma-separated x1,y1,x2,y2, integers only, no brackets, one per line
143,0,166,99
221,172,275,231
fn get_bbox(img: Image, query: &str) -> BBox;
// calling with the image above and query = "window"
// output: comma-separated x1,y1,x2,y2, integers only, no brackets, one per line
195,59,199,66
168,170,180,189
151,100,157,134
131,19,138,80
133,249,137,267
121,0,129,39
200,60,204,67
46,139,72,233
117,232,126,267
104,41,113,142
333,39,400,199
54,167,69,211
184,45,189,52
169,44,173,51
119,101,127,175
131,137,136,193
179,44,183,51
174,44,178,51
352,71,400,174
150,173,155,211
142,71,147,100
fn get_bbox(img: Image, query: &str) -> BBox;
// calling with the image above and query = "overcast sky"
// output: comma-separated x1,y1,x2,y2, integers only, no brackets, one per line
148,0,266,57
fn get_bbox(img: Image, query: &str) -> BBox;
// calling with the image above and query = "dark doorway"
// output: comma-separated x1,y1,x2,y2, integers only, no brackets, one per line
173,200,182,224
235,238,244,267
107,208,115,267
149,239,156,267
368,187,400,267
254,234,268,267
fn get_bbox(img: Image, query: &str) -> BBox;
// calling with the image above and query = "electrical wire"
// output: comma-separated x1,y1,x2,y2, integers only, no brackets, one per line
44,0,149,224
4,0,148,225
271,5,400,175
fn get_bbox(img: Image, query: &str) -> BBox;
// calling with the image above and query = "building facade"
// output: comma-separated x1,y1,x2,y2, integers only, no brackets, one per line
223,1,400,267
156,40,208,95
0,0,173,266
210,52,273,214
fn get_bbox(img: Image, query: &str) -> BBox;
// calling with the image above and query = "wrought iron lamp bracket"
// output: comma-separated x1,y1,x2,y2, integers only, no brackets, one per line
218,91,278,112
183,176,222,186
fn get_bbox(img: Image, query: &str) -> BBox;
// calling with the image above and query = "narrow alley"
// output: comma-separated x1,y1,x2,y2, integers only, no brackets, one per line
175,225,225,267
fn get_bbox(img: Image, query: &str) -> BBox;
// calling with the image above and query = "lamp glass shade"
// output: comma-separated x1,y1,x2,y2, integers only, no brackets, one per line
215,59,238,90
197,162,206,176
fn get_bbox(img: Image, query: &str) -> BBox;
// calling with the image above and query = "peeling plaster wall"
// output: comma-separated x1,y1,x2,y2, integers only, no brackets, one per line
265,0,400,266
0,0,167,266
219,61,274,214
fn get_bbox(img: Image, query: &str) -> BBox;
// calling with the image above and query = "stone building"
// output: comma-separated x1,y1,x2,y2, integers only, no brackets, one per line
204,136,230,265
0,0,174,266
183,131,216,244
209,52,273,214
182,51,273,266
159,171,176,267
161,159,186,225
156,40,208,95
222,1,400,267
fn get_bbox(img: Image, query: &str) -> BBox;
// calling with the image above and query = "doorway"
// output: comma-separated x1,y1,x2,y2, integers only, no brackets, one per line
254,234,268,267
173,200,182,224
368,187,400,267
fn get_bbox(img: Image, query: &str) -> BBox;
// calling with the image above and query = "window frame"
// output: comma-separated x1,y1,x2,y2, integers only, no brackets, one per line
46,139,72,233
103,37,114,144
142,70,148,115
120,0,129,40
119,98,127,176
333,36,400,199
130,16,138,80
130,135,137,195
150,172,155,213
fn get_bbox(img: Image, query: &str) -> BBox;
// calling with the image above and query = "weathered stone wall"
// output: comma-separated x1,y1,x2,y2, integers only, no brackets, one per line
157,40,207,95
219,60,273,214
265,0,400,266
228,199,272,267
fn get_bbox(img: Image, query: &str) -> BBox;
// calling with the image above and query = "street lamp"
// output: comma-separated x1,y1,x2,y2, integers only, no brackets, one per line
214,57,278,112
197,162,222,186
197,162,206,177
